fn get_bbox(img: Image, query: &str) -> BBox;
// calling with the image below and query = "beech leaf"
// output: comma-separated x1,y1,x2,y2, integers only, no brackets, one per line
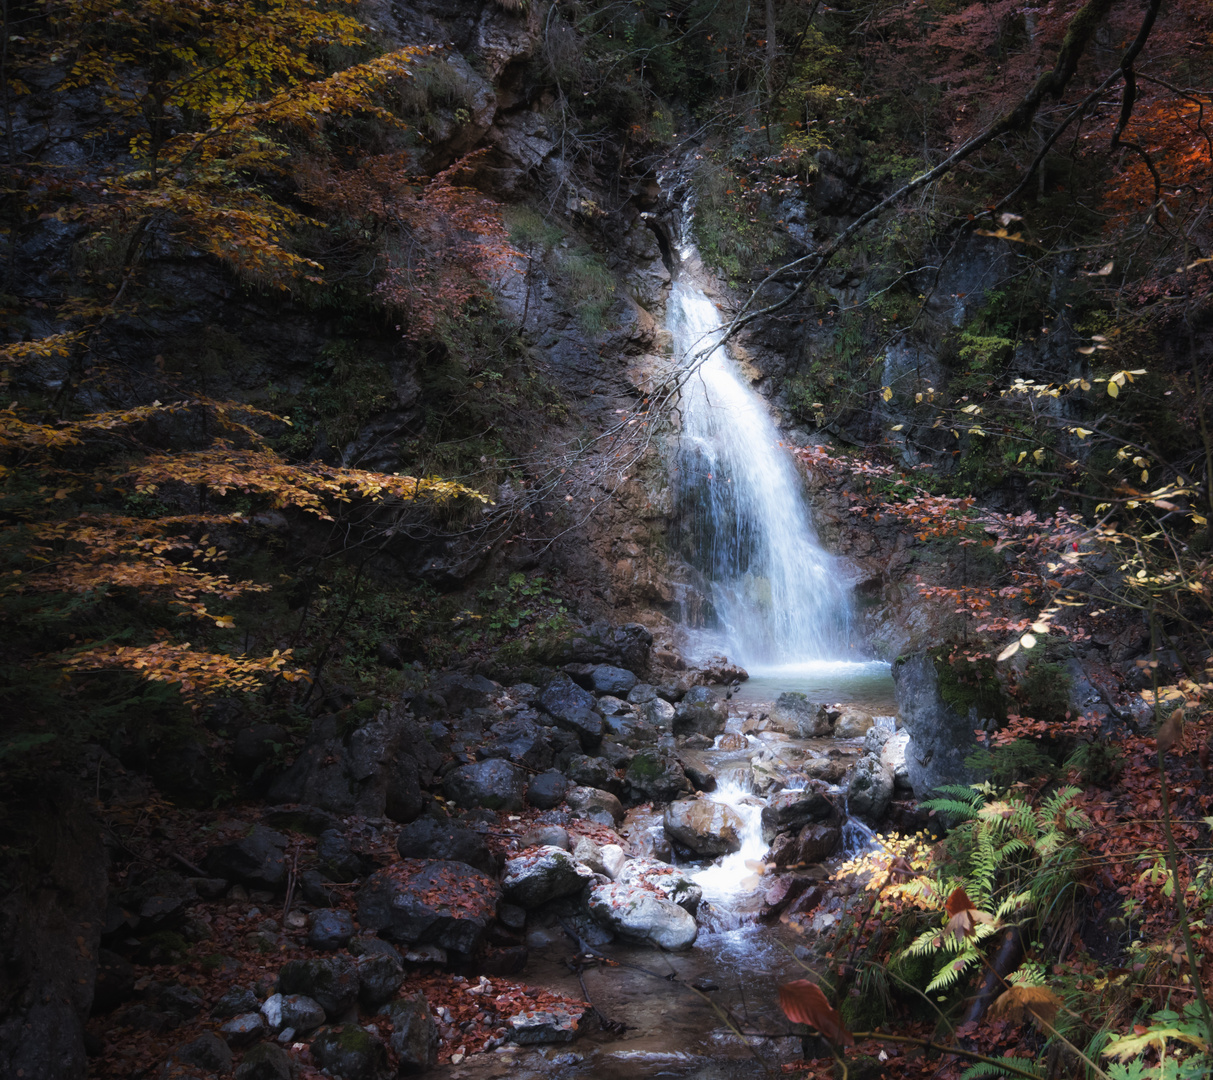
1157,708,1186,754
988,985,1062,1028
778,980,855,1046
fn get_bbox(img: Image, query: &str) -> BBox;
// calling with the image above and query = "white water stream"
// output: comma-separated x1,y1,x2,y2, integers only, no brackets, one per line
668,273,851,670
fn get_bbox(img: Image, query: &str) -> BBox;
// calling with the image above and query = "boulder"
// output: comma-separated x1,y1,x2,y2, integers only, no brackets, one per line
479,714,553,772
356,861,500,955
565,786,624,825
769,693,834,737
845,756,895,823
202,825,288,890
538,674,597,722
590,665,638,696
429,672,497,712
307,907,355,951
881,731,912,790
442,759,527,812
662,799,743,856
768,823,841,866
525,770,569,810
356,953,404,1009
627,684,658,704
394,817,498,875
502,846,595,909
586,882,697,950
641,696,675,728
165,1032,232,1074
234,1042,292,1080
508,1002,590,1044
277,956,359,1018
551,708,604,751
260,992,326,1034
316,829,367,882
760,784,840,842
893,653,992,797
218,1012,266,1046
309,1025,387,1080
565,754,621,794
520,824,570,850
616,857,702,914
212,986,260,1019
624,750,692,805
596,695,632,716
834,708,875,739
383,994,438,1073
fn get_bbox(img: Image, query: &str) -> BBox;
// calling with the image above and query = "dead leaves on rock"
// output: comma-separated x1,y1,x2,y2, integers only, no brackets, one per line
988,985,1062,1029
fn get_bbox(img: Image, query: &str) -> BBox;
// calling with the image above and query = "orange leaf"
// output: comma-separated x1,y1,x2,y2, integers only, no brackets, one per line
945,885,977,917
778,980,855,1046
987,985,1062,1028
1157,708,1186,755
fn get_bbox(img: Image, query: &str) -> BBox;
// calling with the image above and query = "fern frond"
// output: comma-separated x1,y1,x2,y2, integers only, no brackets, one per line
926,945,981,992
920,797,982,821
960,1060,1045,1080
905,925,946,956
995,891,1033,920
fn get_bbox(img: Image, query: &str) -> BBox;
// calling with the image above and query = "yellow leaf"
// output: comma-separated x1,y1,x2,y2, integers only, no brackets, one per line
997,640,1021,661
1033,449,1045,463
1016,452,1027,464
890,424,904,431
1020,633,1037,649
1106,380,1119,398
881,386,893,402
1193,513,1208,525
1103,1028,1207,1061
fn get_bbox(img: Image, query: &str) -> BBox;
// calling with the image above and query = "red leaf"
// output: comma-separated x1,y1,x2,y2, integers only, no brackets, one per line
945,885,977,917
778,980,855,1046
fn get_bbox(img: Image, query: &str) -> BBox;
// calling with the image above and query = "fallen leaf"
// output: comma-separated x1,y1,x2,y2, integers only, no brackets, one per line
778,980,855,1046
988,985,1062,1028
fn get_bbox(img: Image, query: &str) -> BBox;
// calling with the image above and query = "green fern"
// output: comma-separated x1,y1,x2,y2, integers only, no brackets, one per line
961,1060,1046,1080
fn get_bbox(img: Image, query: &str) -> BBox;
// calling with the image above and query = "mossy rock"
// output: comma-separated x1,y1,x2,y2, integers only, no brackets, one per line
932,650,1005,723
310,1025,387,1080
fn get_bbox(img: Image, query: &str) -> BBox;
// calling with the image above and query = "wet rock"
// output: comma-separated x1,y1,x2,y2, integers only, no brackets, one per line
203,825,288,890
760,784,840,842
845,756,894,823
479,714,553,771
525,770,569,810
277,956,359,1018
759,877,814,921
569,835,607,875
310,1025,387,1080
565,785,624,825
770,694,834,737
307,908,355,951
627,684,658,704
316,830,366,882
881,731,911,790
662,798,743,856
260,993,325,1034
689,657,748,685
382,993,438,1073
617,857,702,913
508,1002,590,1044
551,707,604,751
894,653,992,797
356,954,405,1009
590,665,638,697
622,807,674,862
520,824,570,849
642,696,675,728
298,869,338,908
442,759,527,812
356,861,500,955
716,732,748,752
586,882,697,950
565,754,620,794
681,761,717,792
624,750,692,804
430,672,497,712
394,817,498,875
166,1031,233,1073
834,708,874,739
218,1012,267,1046
673,687,728,738
600,844,628,879
234,1042,291,1080
863,724,892,754
538,674,597,722
802,756,851,784
597,695,632,716
348,936,403,963
769,823,841,866
599,739,635,770
503,846,595,908
211,986,261,1019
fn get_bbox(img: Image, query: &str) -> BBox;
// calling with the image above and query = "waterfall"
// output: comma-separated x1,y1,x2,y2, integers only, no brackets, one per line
668,269,851,670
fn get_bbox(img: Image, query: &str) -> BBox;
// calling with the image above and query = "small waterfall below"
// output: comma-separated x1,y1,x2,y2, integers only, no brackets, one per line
668,268,851,670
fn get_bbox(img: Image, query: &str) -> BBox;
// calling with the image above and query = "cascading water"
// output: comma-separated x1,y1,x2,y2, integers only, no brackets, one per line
668,266,851,670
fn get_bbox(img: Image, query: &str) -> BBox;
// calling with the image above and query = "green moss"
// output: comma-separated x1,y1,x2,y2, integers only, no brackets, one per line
627,750,664,780
933,652,1005,722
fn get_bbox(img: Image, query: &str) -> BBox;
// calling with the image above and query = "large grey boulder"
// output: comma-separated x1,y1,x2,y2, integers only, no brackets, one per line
260,992,326,1034
202,824,288,890
538,674,597,721
881,731,912,791
356,861,500,955
770,693,835,737
590,665,638,696
834,708,875,739
383,994,438,1073
442,758,527,811
624,750,692,804
616,857,702,914
394,817,498,875
565,785,624,825
502,846,595,908
479,714,553,771
586,882,697,950
662,799,743,856
760,783,840,842
893,653,993,797
844,756,895,823
673,687,728,738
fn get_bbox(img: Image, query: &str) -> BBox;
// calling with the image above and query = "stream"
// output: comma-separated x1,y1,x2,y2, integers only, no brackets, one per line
450,260,896,1078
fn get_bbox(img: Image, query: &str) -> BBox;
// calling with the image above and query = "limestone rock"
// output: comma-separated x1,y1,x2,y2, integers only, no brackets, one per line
590,665,638,696
760,784,840,842
356,953,405,1009
565,785,624,825
202,825,287,890
586,882,698,950
260,992,325,1034
234,1042,292,1080
624,750,692,805
769,693,835,737
834,708,874,739
502,846,595,908
881,731,911,791
307,907,354,951
845,756,895,823
662,799,743,856
616,857,702,914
